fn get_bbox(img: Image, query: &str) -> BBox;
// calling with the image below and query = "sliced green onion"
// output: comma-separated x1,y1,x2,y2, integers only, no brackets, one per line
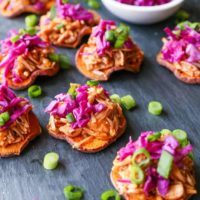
63,185,84,200
132,148,151,167
57,23,64,30
50,5,57,20
147,132,161,142
48,53,60,63
62,0,69,3
0,111,10,126
43,152,59,170
11,35,20,43
130,164,144,185
114,39,125,49
121,95,136,110
105,30,116,43
66,113,75,123
101,190,121,200
28,85,42,98
25,14,38,28
160,129,171,135
59,55,70,69
148,101,163,116
110,94,121,104
157,150,173,179
86,80,99,86
87,0,100,9
68,85,78,98
172,129,187,144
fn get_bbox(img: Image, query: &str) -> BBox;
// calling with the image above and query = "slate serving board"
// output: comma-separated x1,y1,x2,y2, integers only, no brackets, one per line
0,1,199,200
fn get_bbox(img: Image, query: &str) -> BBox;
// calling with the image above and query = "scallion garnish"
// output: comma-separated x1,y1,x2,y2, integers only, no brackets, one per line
101,190,121,200
43,152,59,170
147,132,161,142
48,53,60,63
63,185,84,200
11,35,20,43
121,95,136,110
172,129,187,144
86,80,99,86
28,85,42,98
25,14,38,28
57,23,64,30
132,148,151,167
148,101,163,116
0,111,10,126
66,113,75,123
110,94,121,104
130,164,144,184
50,5,57,20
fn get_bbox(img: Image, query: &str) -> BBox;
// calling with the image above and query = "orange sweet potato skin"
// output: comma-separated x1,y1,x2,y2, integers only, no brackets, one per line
0,0,54,17
47,112,127,153
157,53,200,84
0,112,41,157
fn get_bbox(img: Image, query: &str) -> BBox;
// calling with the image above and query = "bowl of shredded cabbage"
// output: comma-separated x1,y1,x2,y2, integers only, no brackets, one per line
101,0,184,24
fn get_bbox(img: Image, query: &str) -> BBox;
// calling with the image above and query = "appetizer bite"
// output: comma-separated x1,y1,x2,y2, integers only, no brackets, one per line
45,81,127,153
76,20,144,81
0,0,54,17
39,0,100,48
0,30,60,90
157,21,200,84
0,85,41,157
111,130,197,200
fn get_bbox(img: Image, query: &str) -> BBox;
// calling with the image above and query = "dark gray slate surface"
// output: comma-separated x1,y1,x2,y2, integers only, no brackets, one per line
0,1,199,200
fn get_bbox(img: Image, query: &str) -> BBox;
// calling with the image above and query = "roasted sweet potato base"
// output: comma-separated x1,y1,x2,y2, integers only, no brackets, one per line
111,156,197,200
47,108,127,153
39,10,101,48
0,112,41,157
157,53,200,84
75,42,144,81
0,0,54,17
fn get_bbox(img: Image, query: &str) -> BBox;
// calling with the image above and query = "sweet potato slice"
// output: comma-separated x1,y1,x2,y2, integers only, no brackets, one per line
0,64,59,90
157,52,200,84
39,10,101,48
47,104,127,153
0,0,54,17
75,42,144,81
0,111,41,157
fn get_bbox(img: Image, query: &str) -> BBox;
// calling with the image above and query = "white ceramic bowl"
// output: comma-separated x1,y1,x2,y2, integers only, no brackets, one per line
101,0,184,25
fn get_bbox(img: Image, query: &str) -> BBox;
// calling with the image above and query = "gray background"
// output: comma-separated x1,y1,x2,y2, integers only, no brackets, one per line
0,0,199,199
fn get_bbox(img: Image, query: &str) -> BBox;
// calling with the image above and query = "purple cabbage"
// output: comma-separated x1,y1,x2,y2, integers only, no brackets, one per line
45,84,107,129
0,85,31,130
116,0,171,6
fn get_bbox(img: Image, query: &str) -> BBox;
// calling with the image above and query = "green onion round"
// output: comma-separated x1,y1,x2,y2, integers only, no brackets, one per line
63,185,84,200
43,152,59,170
132,148,151,167
25,14,38,28
130,164,144,185
172,129,187,144
28,85,42,98
148,101,163,116
66,113,75,123
121,95,136,110
0,111,10,126
87,0,100,9
101,190,121,200
86,80,99,86
110,94,121,104
147,132,161,142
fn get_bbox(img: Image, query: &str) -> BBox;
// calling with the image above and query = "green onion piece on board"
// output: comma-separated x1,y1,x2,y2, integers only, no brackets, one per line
157,150,173,179
59,55,70,69
148,101,163,116
130,164,144,185
68,85,78,98
105,30,116,43
87,0,100,9
121,95,136,110
110,94,121,104
0,111,10,126
66,113,75,123
48,53,60,63
101,190,121,200
147,132,161,142
28,85,42,98
50,5,57,20
43,152,59,170
132,148,151,167
63,185,84,200
25,14,38,28
86,80,99,86
172,129,187,144
160,129,171,135
11,35,20,43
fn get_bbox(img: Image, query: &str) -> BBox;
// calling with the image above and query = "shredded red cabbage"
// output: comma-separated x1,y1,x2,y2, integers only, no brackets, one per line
116,0,171,6
117,131,193,196
0,85,31,130
45,84,107,129
0,30,49,85
56,0,93,21
161,25,200,64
